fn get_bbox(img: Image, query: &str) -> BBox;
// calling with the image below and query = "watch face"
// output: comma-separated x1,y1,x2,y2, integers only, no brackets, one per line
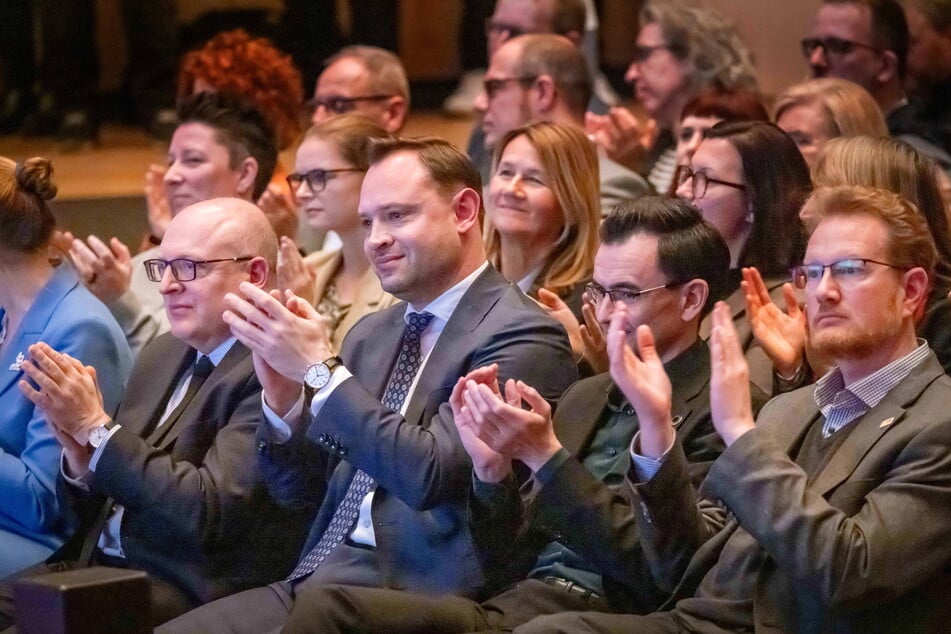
89,425,110,448
305,362,332,389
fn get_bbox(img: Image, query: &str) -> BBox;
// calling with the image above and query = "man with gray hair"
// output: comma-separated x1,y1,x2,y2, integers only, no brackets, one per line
310,45,410,133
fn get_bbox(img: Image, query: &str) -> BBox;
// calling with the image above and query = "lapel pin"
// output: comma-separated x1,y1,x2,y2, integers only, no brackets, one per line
879,417,895,429
8,352,24,371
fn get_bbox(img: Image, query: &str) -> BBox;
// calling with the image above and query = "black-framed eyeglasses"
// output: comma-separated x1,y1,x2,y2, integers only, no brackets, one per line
800,37,878,60
143,257,254,282
309,94,393,115
485,18,526,39
287,168,365,194
631,43,675,64
675,165,747,199
585,281,683,305
484,76,537,99
790,258,904,290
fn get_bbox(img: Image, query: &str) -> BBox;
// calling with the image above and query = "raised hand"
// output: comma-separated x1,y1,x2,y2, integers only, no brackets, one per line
709,302,755,446
223,282,333,385
145,164,172,240
579,295,608,373
276,236,316,303
742,267,805,377
258,184,299,240
69,235,133,304
606,304,673,458
18,342,110,443
450,375,511,483
536,288,584,361
461,378,562,474
585,107,656,172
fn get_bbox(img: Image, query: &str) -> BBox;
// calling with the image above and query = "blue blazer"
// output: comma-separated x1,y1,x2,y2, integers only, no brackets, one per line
0,264,132,551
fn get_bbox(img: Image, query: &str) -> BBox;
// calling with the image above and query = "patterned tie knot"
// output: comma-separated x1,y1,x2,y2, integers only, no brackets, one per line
406,311,435,336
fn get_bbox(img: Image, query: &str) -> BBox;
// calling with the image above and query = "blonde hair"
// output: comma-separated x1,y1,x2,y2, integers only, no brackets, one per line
773,78,888,139
486,122,599,297
813,135,951,282
304,114,392,171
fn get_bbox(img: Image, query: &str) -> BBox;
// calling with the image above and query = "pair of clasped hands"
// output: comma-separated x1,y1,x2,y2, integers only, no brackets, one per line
448,300,759,485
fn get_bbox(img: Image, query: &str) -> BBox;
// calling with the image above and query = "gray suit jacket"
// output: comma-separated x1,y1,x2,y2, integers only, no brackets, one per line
598,154,650,216
260,265,578,598
630,351,951,633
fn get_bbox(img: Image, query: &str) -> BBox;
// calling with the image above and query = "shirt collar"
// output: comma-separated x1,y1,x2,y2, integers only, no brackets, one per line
515,261,546,294
814,338,930,412
199,336,237,367
404,261,489,324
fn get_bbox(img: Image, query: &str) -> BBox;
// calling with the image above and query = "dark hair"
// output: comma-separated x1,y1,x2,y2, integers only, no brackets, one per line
704,120,811,275
906,0,951,31
368,136,484,206
825,0,909,77
176,91,278,199
0,157,57,253
680,86,769,123
512,34,592,117
601,196,731,315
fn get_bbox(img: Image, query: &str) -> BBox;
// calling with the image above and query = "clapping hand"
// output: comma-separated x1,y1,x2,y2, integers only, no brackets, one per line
709,302,755,446
742,267,805,378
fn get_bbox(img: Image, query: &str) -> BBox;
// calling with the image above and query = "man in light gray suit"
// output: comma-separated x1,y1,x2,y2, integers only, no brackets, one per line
475,34,650,214
157,137,577,632
521,184,951,633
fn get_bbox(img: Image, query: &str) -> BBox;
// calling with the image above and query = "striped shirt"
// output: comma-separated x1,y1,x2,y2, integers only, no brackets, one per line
815,340,930,437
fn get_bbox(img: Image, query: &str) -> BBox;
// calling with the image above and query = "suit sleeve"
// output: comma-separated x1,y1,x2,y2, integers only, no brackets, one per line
0,316,131,534
307,308,577,511
90,372,270,548
704,398,951,609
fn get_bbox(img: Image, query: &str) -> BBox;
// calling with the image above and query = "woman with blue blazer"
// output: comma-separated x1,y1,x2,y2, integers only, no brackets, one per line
0,157,132,576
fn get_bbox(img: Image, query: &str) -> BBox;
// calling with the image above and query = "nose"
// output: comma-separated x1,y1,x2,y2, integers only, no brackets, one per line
594,293,614,326
293,178,312,202
311,104,330,125
502,174,525,197
813,266,840,303
364,219,392,254
624,61,640,85
158,265,183,295
474,88,489,114
163,161,182,185
808,45,828,73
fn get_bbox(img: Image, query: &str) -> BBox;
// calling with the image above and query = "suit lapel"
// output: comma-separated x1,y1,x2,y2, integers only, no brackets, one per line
118,340,192,437
809,354,945,496
0,265,77,396
153,342,251,451
555,374,614,454
402,267,505,426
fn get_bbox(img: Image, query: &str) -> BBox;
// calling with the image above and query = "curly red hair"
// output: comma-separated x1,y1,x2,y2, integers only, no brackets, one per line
178,29,304,149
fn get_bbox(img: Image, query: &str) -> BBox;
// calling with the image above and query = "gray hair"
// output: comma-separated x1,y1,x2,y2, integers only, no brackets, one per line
640,1,759,93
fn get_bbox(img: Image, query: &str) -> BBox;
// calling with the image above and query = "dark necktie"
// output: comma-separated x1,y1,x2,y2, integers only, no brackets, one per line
287,311,435,582
147,355,215,446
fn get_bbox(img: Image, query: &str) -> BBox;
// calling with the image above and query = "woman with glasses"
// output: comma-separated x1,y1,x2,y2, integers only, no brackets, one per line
485,122,599,321
668,87,769,196
0,157,132,576
586,1,758,195
276,115,398,353
676,120,811,394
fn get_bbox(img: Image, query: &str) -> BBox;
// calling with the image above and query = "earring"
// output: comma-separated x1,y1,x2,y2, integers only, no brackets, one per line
746,211,754,224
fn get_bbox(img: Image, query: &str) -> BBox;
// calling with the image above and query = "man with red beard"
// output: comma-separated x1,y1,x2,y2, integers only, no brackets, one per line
521,184,951,632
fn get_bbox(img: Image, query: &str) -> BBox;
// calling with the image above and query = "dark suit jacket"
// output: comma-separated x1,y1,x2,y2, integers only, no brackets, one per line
630,351,951,633
260,265,577,598
57,335,313,610
474,340,766,612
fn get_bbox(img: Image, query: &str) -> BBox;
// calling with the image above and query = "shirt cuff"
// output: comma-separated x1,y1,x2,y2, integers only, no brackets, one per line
533,447,571,486
308,367,353,417
88,424,122,472
262,389,305,443
61,452,93,489
628,431,675,482
471,472,512,508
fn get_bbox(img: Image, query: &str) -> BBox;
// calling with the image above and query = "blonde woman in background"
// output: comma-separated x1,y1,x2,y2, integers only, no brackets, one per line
276,115,398,352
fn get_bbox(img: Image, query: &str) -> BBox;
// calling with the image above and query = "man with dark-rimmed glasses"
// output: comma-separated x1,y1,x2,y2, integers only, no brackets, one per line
269,196,767,633
0,198,313,629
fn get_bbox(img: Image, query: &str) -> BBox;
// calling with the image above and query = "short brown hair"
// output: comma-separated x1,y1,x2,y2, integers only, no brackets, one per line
326,45,410,106
511,34,592,117
368,137,484,208
304,114,392,171
807,185,937,282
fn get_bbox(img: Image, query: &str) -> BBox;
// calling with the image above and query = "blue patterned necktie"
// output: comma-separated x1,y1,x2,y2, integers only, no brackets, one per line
287,311,436,582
